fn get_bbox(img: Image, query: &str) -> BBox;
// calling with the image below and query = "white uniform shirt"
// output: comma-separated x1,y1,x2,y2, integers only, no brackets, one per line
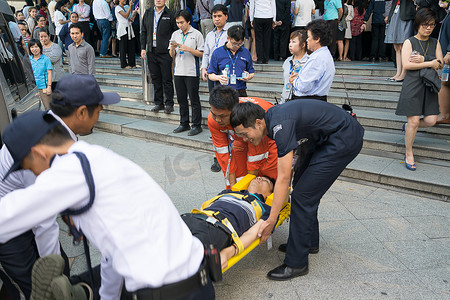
115,5,135,40
249,0,276,22
0,141,204,299
0,111,76,257
294,0,316,27
170,26,204,77
93,0,113,21
201,23,230,70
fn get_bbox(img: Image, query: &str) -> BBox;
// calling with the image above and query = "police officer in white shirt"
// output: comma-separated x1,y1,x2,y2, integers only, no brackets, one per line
0,100,213,299
0,74,120,299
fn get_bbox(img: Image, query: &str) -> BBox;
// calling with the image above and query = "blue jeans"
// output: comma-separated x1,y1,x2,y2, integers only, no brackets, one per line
97,19,111,56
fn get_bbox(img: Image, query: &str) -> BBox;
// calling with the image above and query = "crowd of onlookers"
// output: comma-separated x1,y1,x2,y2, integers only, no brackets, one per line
7,0,450,166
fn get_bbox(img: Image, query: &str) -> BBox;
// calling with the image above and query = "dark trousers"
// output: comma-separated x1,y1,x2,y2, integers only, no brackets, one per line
273,23,290,59
327,19,338,57
181,214,232,251
147,51,174,107
370,23,386,59
349,34,363,60
118,31,136,68
0,231,37,300
174,76,201,127
79,21,91,45
254,18,273,62
207,79,216,94
284,137,363,268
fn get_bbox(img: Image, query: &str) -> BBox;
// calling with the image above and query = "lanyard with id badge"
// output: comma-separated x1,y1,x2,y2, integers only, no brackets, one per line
179,32,190,58
285,59,302,97
153,11,161,41
227,51,239,85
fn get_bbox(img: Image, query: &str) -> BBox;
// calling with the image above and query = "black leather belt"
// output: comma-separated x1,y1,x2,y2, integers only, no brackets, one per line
131,260,208,300
291,95,327,101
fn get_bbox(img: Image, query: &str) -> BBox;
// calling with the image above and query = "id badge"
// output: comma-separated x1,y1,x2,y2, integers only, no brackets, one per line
285,82,292,93
394,5,399,14
230,74,237,85
153,32,156,41
179,50,184,55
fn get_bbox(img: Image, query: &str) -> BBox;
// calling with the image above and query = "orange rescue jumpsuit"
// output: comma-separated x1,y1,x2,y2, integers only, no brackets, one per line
208,97,278,187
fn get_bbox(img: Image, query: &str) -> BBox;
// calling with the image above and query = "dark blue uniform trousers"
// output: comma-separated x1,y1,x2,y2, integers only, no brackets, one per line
284,140,363,268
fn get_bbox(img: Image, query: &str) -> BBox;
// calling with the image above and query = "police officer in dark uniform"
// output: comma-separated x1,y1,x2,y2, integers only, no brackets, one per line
140,0,178,113
230,99,364,280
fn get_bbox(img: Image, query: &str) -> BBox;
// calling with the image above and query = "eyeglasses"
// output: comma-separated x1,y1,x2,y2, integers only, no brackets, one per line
230,41,244,47
421,23,436,28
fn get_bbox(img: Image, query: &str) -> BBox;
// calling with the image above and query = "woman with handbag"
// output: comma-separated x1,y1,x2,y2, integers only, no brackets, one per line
395,8,443,171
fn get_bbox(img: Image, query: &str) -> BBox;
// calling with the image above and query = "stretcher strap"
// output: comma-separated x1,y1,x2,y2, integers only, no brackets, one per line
190,209,245,255
199,193,263,221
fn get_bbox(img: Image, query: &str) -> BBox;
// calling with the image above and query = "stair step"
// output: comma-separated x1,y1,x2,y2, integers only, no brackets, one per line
95,113,450,199
102,100,450,161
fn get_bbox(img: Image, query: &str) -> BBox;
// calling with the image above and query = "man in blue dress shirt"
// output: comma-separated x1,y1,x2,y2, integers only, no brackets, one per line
289,19,336,101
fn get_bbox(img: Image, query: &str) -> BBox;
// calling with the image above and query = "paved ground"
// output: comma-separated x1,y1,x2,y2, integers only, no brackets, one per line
57,130,449,299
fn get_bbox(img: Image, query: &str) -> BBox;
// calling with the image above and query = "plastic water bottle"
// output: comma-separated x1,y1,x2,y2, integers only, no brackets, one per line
293,60,302,73
442,64,449,82
222,64,230,85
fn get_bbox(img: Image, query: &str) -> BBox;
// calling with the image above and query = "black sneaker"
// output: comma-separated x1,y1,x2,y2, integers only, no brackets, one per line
150,104,164,112
211,157,221,172
164,106,174,114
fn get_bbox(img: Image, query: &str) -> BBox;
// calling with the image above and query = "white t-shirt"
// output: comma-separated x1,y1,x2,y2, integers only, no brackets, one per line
294,0,316,27
54,10,67,35
169,26,204,77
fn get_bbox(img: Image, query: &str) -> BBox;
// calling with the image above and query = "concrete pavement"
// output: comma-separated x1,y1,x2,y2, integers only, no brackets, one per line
67,130,450,299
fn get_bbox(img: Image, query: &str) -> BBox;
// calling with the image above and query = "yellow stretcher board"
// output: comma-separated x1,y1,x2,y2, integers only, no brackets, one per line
222,174,291,272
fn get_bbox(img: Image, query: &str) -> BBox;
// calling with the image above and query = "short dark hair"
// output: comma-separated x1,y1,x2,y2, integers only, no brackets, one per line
414,8,437,31
50,92,99,118
211,4,228,15
175,9,192,23
227,25,245,42
69,22,83,34
38,26,50,36
209,86,239,111
55,1,65,11
35,123,72,147
306,19,332,47
230,102,265,128
36,14,46,22
70,11,79,17
28,39,43,54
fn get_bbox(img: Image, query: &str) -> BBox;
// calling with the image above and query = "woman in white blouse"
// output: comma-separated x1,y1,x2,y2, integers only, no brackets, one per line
54,1,69,52
115,0,138,68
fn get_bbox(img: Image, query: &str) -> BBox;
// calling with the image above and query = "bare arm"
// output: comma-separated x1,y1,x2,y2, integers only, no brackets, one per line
402,39,442,71
220,219,265,269
258,150,293,243
338,7,343,20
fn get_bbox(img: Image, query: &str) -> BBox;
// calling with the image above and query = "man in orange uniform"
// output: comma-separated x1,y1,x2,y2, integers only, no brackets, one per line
208,86,277,188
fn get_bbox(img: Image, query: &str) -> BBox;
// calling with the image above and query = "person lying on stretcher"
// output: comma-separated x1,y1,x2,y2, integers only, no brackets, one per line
182,176,276,270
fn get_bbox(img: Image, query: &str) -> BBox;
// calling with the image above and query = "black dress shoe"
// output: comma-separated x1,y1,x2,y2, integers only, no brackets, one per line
211,157,221,172
278,243,319,254
187,126,203,136
164,106,174,114
173,125,190,133
267,264,308,281
151,104,164,112
255,59,263,64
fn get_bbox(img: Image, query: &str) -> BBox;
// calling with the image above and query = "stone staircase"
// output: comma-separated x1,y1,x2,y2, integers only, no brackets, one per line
92,57,450,200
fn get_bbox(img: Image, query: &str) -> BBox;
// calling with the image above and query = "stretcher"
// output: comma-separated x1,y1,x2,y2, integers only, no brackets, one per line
222,174,291,272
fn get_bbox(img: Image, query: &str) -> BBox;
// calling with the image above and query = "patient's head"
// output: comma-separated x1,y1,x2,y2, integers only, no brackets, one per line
247,176,275,200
